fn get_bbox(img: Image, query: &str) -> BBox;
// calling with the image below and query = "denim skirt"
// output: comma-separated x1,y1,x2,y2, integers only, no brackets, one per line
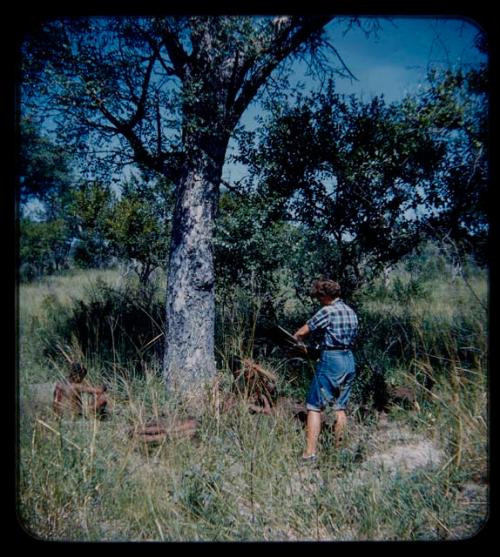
306,350,356,411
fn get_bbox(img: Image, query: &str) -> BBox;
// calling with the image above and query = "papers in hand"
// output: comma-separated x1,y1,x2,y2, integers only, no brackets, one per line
277,325,308,353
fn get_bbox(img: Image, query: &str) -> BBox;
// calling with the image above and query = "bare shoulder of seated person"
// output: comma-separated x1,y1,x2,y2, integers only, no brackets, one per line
53,362,108,418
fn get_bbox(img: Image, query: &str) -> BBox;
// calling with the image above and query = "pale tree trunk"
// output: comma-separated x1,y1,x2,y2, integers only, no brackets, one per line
163,136,226,394
159,16,334,397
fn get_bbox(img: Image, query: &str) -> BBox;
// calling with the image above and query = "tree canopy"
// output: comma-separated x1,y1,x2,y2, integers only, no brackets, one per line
19,15,488,393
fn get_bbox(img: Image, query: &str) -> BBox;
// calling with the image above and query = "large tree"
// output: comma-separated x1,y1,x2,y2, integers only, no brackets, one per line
22,15,345,392
234,84,449,294
417,65,488,259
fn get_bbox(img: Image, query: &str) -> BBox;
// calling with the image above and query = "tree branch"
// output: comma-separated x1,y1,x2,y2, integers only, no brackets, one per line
159,20,190,80
140,30,178,77
220,177,246,198
91,97,164,174
229,16,334,127
128,54,157,129
155,91,162,157
324,40,359,82
95,99,126,130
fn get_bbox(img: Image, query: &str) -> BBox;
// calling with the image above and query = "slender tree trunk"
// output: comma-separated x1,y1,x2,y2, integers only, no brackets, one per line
163,134,226,394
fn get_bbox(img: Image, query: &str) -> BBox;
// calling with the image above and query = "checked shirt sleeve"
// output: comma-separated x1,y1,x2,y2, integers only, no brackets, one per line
307,307,330,332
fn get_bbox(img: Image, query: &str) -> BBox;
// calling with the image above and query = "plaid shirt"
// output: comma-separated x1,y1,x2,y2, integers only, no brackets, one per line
307,299,358,349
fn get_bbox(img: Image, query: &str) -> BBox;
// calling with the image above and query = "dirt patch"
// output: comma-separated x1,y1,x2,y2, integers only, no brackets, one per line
363,440,444,474
359,414,445,475
283,415,446,504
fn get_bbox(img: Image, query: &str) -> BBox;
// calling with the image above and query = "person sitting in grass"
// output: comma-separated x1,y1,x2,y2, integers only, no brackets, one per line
294,278,359,462
53,361,108,419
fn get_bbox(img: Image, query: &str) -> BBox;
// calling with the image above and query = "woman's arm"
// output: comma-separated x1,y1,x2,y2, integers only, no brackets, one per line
293,323,310,340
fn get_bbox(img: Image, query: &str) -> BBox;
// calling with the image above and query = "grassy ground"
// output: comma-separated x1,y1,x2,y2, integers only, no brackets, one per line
17,266,488,542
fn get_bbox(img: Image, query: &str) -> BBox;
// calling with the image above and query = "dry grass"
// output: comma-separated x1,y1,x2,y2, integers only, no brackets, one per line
17,267,488,541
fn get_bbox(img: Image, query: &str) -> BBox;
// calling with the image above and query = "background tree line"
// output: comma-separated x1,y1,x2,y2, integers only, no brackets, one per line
20,56,488,293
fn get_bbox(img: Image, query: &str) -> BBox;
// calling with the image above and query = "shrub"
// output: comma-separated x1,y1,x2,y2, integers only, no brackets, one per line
38,278,165,376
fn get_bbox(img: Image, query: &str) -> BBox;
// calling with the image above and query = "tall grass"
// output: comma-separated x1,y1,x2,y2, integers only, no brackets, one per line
17,263,488,541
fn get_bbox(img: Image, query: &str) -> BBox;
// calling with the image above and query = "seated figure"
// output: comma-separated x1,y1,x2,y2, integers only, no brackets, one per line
53,362,108,419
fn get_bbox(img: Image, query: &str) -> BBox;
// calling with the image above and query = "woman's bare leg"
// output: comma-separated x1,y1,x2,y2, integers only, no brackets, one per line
303,409,322,457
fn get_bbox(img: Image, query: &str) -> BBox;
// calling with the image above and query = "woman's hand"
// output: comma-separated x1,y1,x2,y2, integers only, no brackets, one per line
293,323,310,340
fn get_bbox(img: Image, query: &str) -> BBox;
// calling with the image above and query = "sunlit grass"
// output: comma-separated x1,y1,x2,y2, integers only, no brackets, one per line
17,266,488,541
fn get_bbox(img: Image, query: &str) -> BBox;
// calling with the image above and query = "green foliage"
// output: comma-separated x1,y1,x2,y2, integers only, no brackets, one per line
20,174,173,283
349,244,487,413
215,191,303,292
233,67,488,293
106,177,171,284
390,276,430,304
20,218,72,281
18,119,80,281
38,278,165,376
19,118,74,210
236,82,450,293
68,181,115,268
411,67,488,258
21,16,334,183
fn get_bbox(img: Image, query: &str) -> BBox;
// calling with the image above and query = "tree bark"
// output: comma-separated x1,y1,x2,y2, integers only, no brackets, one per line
159,17,334,395
163,134,227,393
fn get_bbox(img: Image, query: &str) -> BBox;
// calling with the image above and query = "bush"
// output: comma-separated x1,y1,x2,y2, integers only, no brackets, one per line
19,218,72,281
38,278,165,376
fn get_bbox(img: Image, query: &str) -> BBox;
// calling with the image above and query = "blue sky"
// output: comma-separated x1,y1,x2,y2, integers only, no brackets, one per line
329,16,485,102
222,16,487,184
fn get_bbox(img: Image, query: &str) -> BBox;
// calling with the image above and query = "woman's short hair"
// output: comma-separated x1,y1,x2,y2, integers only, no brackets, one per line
310,279,341,299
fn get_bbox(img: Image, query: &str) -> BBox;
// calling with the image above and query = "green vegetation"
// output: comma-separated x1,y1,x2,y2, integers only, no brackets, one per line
18,249,488,541
17,15,488,542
